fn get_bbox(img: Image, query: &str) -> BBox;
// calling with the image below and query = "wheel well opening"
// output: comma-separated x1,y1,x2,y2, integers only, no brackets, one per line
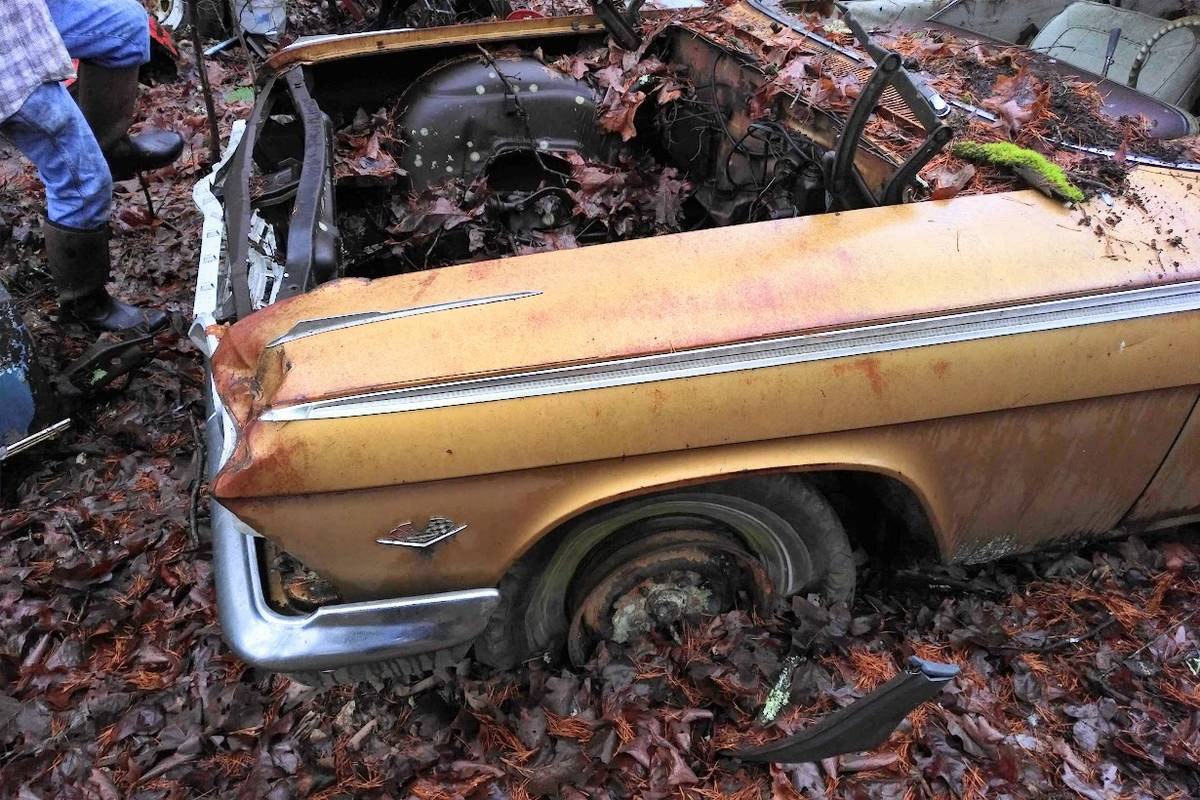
805,470,941,564
479,469,937,667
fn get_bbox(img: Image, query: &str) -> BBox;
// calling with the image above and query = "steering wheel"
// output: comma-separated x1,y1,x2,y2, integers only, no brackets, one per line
1128,15,1200,92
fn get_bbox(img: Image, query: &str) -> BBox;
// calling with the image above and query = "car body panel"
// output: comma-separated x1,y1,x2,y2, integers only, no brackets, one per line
265,15,609,73
216,303,1200,495
210,152,1200,599
222,383,1199,600
199,1,1200,674
212,168,1200,498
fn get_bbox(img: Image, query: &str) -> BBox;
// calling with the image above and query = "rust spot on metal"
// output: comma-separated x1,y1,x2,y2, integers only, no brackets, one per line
833,356,886,397
409,270,439,303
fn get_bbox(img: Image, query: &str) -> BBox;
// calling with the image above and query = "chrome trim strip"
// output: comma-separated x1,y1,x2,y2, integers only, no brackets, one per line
265,290,542,348
263,279,1200,422
0,418,70,461
1053,142,1200,173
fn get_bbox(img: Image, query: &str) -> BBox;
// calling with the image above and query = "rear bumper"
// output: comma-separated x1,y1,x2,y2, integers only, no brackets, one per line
194,125,498,674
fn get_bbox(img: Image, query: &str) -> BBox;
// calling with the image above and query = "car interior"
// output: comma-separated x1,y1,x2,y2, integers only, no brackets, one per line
218,0,1199,320
847,0,1200,111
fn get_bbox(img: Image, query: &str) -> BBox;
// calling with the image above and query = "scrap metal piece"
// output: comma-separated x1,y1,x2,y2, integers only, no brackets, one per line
0,418,70,462
837,4,948,127
283,575,342,610
881,122,953,205
53,331,156,398
724,657,959,763
396,55,613,193
278,68,337,302
823,51,901,208
1102,28,1122,79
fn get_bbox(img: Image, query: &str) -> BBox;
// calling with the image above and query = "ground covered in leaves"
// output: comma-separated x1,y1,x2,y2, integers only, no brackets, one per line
4,2,1200,798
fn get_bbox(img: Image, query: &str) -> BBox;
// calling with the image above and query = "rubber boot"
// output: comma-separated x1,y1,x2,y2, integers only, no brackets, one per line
76,63,184,181
43,220,167,332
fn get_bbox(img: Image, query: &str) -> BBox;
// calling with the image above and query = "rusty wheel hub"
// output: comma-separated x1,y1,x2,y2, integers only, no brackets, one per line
566,529,774,664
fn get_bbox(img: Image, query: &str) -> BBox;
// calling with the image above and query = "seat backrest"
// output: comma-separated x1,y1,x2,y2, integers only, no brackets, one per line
1030,1,1200,107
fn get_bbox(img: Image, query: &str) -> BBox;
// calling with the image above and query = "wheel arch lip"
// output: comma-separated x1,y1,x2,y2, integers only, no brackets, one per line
510,459,949,576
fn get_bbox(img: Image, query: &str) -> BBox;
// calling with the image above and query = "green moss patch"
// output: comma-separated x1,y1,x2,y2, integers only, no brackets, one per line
952,140,1085,204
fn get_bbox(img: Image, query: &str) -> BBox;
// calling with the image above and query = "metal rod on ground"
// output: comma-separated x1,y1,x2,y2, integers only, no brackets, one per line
137,173,156,218
187,1,222,164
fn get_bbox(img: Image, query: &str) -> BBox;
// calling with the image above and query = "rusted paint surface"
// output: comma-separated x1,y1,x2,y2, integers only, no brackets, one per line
213,299,1200,499
887,387,1200,559
833,357,887,397
1125,398,1200,527
210,167,1200,451
263,15,608,74
206,148,1200,601
223,386,1198,600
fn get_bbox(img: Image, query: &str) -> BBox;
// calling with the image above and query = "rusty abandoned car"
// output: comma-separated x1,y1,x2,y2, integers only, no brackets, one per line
191,0,1200,693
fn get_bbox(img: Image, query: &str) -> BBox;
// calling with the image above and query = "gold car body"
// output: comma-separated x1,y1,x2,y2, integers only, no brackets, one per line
212,163,1200,600
198,7,1200,673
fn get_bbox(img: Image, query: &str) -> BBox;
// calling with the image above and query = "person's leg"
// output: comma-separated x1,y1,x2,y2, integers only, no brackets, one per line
44,0,182,181
1,84,112,239
44,0,150,68
1,83,166,331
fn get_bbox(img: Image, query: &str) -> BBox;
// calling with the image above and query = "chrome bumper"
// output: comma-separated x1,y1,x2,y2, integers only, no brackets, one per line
195,125,499,674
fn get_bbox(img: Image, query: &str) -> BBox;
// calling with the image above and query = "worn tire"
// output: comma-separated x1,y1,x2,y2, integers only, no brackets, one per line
725,475,857,603
473,558,538,670
284,641,471,689
475,474,855,669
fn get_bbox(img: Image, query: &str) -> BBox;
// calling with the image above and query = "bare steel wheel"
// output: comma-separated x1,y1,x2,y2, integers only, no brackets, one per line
475,475,856,669
565,529,774,664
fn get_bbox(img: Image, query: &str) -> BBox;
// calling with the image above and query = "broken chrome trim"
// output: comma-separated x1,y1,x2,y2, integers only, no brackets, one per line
262,278,1200,422
267,291,541,347
1054,142,1200,172
194,134,500,674
0,418,70,461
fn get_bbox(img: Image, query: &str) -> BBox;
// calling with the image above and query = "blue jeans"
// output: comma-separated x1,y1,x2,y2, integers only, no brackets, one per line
46,0,150,68
0,0,149,228
2,82,113,228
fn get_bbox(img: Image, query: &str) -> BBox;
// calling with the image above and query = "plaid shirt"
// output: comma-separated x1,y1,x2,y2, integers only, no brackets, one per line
0,0,74,122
